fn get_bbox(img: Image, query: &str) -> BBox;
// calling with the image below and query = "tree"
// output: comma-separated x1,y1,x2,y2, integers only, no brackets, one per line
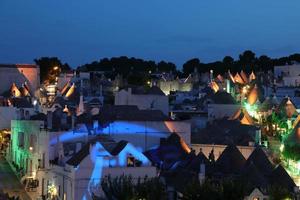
157,61,176,72
222,56,234,68
289,53,300,63
239,50,256,72
98,175,166,200
34,57,71,84
100,175,135,200
180,179,248,200
268,185,293,200
182,58,201,75
257,55,272,72
221,180,248,200
180,179,222,200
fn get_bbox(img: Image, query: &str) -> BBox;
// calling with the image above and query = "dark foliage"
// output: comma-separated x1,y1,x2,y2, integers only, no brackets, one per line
77,56,176,76
34,57,71,84
97,175,167,200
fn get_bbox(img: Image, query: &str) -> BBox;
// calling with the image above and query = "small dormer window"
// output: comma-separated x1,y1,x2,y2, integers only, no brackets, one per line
127,155,135,167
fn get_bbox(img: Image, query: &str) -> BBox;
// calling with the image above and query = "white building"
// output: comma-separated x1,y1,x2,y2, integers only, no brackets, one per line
115,87,169,115
8,120,49,181
274,63,300,79
274,64,300,86
65,138,156,200
157,77,193,95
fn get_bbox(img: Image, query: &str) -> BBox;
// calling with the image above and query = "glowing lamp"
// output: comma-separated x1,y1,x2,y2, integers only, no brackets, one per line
53,66,59,70
29,146,33,151
280,144,284,152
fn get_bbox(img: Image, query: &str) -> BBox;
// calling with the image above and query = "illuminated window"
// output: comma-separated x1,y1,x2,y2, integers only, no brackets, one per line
29,134,37,152
127,155,135,167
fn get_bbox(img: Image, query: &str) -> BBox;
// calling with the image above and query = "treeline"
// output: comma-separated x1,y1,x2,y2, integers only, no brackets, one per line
77,56,177,76
35,51,300,83
183,51,300,75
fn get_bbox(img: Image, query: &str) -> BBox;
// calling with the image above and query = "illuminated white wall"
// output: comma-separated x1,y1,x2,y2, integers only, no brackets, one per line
158,80,192,95
72,142,156,200
10,120,49,177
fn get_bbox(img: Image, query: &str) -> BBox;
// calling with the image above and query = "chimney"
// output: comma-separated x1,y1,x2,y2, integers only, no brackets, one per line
75,142,82,153
255,129,262,145
61,112,67,127
47,111,53,130
100,84,103,96
199,163,205,184
77,95,84,116
128,88,132,94
71,115,75,129
24,110,30,120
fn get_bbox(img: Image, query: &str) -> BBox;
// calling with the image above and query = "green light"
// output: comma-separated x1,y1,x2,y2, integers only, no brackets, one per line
245,103,251,111
280,144,284,152
244,103,257,117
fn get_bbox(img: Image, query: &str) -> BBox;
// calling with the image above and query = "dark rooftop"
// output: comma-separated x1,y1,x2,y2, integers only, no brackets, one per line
244,147,274,176
66,136,128,166
97,105,170,124
192,119,256,146
215,145,246,175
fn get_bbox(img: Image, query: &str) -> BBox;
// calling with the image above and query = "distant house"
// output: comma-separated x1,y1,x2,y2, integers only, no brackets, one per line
274,63,300,86
66,137,156,199
201,91,240,121
244,188,269,200
115,86,169,115
155,75,194,95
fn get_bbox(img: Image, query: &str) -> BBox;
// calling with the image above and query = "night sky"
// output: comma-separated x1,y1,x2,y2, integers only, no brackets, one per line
1,0,300,68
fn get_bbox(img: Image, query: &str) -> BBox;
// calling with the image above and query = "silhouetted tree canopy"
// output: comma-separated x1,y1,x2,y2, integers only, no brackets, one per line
77,56,176,76
35,51,300,84
34,57,71,84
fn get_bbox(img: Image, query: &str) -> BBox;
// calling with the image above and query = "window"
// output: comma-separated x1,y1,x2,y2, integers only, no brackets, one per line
29,134,37,152
127,155,135,167
18,132,25,148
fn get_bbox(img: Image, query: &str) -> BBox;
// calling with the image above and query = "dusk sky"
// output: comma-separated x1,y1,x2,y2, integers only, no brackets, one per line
1,0,300,68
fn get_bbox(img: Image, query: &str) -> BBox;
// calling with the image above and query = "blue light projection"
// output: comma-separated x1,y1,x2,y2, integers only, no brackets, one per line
50,124,90,145
118,143,149,166
50,130,88,145
50,121,170,146
100,122,167,138
83,141,150,199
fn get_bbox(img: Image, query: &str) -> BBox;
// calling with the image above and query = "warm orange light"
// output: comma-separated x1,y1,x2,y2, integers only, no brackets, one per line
53,66,59,70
